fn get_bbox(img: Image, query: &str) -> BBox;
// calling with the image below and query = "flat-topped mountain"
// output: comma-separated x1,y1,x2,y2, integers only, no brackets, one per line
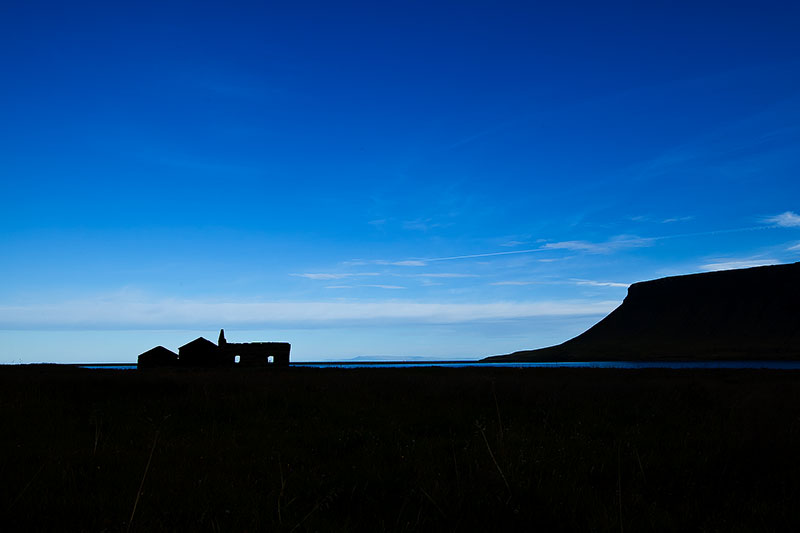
486,262,800,362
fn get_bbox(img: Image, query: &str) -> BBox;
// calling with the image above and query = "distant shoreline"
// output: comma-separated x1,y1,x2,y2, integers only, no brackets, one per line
9,360,800,370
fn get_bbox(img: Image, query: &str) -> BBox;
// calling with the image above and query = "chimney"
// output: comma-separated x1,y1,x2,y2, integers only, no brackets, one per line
218,329,226,346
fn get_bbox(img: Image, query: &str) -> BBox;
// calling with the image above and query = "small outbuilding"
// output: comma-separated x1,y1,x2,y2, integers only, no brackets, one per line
137,346,178,368
178,337,232,367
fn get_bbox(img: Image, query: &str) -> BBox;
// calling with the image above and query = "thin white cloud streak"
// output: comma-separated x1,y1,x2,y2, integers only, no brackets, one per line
0,298,618,329
629,215,694,224
293,272,379,280
324,284,405,290
402,219,449,232
344,260,428,267
381,260,427,267
426,247,548,262
352,249,558,266
572,280,630,288
763,211,800,227
542,237,653,254
662,216,695,223
294,273,351,280
788,243,800,251
700,259,779,271
394,236,650,264
491,279,629,288
381,224,779,266
540,241,603,252
414,273,478,278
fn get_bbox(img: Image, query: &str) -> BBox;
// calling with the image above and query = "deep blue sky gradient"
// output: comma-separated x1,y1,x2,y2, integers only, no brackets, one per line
2,1,799,361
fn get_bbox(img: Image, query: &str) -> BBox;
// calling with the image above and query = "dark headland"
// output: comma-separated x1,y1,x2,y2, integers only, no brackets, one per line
486,262,800,362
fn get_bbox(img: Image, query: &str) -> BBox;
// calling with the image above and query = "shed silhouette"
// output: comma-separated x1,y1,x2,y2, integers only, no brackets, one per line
137,346,178,368
178,337,232,367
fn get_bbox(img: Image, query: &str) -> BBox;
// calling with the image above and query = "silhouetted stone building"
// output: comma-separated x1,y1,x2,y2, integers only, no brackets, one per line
137,330,291,368
137,346,178,368
218,329,291,366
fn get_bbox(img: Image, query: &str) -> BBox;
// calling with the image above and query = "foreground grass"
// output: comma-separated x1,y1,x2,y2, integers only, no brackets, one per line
2,366,800,531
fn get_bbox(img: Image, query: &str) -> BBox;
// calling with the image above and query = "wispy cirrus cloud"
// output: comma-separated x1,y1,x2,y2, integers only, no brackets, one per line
542,235,653,254
491,279,629,288
541,241,604,253
402,218,450,232
294,273,351,280
700,258,779,272
762,211,800,228
343,259,429,267
354,219,791,270
662,215,695,223
629,214,694,223
360,235,650,267
376,260,428,267
788,243,800,251
413,273,478,278
0,296,618,329
425,248,545,262
572,279,630,288
292,272,379,280
320,284,408,290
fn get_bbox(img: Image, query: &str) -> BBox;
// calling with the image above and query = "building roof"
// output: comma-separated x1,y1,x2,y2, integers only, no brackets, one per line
179,337,218,351
139,345,178,358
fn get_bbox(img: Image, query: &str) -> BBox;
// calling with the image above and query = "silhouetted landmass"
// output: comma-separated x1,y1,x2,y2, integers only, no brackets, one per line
3,365,800,530
487,262,800,362
138,329,290,368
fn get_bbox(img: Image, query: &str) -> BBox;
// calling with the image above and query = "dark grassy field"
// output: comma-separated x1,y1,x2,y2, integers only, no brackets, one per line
2,366,800,531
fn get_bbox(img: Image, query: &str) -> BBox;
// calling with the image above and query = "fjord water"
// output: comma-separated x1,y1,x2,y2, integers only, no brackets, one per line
80,361,800,370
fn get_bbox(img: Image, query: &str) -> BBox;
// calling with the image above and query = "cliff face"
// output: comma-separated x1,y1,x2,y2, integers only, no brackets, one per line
487,262,800,361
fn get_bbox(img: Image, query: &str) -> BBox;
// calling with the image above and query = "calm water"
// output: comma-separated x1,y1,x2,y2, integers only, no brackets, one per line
79,361,800,370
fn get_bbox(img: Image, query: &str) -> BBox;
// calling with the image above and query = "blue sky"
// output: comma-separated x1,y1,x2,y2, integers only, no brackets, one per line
2,1,800,362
